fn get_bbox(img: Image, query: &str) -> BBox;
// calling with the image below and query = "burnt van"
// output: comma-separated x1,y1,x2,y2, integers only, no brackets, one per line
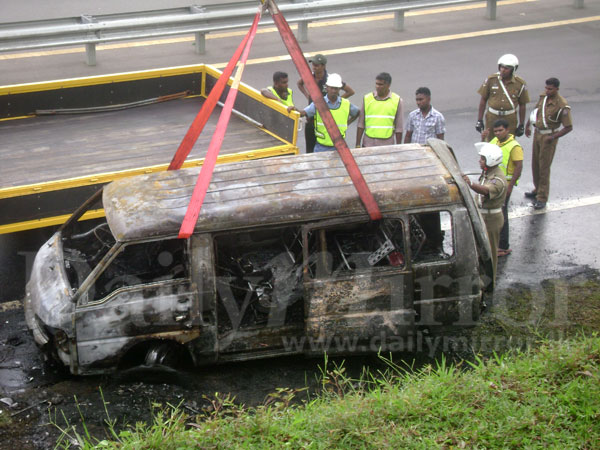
25,140,493,375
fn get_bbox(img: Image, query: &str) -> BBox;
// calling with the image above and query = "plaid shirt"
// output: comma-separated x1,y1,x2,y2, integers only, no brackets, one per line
406,107,446,144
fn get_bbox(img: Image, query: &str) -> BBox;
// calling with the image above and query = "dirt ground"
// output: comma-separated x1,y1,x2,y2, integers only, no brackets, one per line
1,269,599,450
0,312,396,450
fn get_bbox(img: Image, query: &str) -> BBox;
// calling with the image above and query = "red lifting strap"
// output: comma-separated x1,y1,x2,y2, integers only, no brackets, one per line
266,0,382,221
178,6,263,238
167,14,258,171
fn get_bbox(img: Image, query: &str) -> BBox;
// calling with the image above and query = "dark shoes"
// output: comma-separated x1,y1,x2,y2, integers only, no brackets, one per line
524,191,537,199
525,191,546,209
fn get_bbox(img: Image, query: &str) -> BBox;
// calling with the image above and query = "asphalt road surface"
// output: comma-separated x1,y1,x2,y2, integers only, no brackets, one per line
1,0,599,447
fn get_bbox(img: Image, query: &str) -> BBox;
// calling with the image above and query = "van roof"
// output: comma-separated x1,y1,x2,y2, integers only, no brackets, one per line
103,144,462,241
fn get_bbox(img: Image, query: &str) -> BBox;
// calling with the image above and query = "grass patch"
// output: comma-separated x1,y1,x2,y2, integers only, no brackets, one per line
0,409,12,428
468,278,600,353
499,278,600,332
52,335,600,449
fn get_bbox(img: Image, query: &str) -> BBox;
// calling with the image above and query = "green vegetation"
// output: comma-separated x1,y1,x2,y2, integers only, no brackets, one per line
487,278,600,336
0,410,11,428
53,335,600,449
454,278,600,360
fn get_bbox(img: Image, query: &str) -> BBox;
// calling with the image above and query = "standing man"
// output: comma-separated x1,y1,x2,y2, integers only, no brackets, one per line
288,73,359,153
463,143,507,283
404,87,445,144
355,72,403,147
476,54,529,141
297,54,355,153
486,119,523,257
261,71,294,107
524,77,573,210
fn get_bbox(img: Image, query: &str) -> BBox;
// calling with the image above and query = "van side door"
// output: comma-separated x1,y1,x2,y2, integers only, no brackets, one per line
73,238,199,373
211,226,305,359
303,217,414,354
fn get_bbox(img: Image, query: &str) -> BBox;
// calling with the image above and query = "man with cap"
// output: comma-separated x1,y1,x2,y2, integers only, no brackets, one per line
463,143,507,283
476,54,529,141
297,54,355,153
289,73,360,153
261,71,294,107
356,72,404,148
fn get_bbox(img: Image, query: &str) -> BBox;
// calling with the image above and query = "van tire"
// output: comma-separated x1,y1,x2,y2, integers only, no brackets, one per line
116,340,192,382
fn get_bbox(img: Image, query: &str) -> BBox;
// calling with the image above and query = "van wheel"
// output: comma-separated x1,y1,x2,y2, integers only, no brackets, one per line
144,342,183,368
116,341,192,383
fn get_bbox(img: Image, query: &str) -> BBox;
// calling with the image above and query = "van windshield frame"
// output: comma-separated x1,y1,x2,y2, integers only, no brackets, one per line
59,188,119,294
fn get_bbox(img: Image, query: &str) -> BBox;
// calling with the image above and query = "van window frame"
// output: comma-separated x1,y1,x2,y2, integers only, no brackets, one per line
406,208,456,267
302,214,411,281
75,236,191,307
211,224,304,333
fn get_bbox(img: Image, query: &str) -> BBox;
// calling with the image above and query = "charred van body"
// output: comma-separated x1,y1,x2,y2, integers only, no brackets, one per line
25,141,493,375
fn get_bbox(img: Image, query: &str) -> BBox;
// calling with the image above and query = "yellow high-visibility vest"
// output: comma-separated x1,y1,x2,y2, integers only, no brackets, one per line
364,92,400,139
314,98,351,147
268,87,294,107
490,135,520,184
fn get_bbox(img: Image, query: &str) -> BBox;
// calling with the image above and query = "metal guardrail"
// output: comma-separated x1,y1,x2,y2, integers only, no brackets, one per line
0,0,586,66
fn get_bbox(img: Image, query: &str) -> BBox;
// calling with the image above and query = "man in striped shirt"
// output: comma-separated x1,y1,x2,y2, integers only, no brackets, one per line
404,87,446,145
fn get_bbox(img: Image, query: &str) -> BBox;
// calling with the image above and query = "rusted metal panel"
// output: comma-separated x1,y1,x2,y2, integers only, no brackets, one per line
74,280,200,370
305,270,414,342
306,310,415,343
76,329,202,371
306,274,411,316
104,144,462,242
217,324,304,354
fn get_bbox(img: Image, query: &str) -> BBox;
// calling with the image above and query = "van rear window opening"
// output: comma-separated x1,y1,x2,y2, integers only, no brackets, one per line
307,212,453,279
410,211,454,263
307,219,406,278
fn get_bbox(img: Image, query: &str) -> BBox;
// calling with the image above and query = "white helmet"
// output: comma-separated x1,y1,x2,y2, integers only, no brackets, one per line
475,142,503,167
325,73,343,88
497,54,519,72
